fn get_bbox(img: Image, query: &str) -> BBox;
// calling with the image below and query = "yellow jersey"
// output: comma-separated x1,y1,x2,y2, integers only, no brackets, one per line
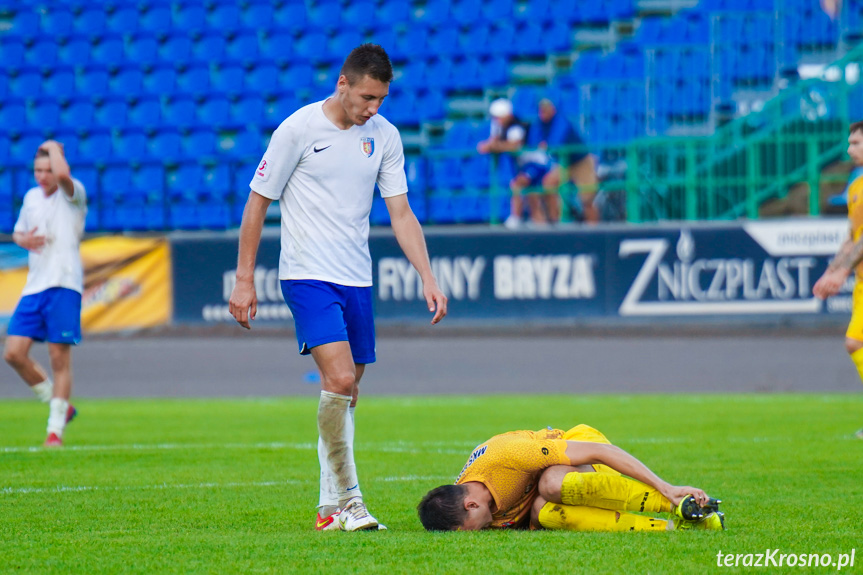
847,174,863,278
456,428,571,529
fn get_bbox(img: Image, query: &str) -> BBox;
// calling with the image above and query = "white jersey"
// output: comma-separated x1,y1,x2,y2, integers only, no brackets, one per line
249,100,408,287
14,178,87,296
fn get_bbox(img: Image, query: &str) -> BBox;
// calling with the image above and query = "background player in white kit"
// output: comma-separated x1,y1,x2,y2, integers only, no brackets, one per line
229,44,448,531
4,141,87,447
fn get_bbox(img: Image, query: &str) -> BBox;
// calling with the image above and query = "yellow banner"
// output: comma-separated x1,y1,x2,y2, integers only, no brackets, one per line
0,236,172,334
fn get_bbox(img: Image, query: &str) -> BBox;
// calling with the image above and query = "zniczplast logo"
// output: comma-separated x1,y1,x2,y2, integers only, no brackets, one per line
618,230,820,316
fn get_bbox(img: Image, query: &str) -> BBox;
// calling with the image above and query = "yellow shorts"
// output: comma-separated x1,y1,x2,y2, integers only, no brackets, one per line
561,424,621,477
846,279,863,342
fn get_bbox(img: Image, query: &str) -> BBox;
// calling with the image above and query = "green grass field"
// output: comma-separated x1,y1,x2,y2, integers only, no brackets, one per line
2,394,862,574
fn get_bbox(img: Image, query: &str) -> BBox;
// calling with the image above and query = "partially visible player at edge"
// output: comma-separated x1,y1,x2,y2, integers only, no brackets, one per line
814,119,863,439
3,141,86,447
229,44,448,531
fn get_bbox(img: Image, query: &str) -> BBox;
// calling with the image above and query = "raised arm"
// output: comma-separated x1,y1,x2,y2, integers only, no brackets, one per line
564,440,709,506
229,191,272,329
384,194,448,324
40,141,74,198
814,226,857,299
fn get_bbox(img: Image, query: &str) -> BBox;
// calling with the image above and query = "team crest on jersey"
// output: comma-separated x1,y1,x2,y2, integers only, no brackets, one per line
360,137,374,157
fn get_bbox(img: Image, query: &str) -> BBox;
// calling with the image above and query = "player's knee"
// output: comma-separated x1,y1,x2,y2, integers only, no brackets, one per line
845,337,863,355
538,468,564,501
3,344,25,368
530,495,548,528
322,371,357,396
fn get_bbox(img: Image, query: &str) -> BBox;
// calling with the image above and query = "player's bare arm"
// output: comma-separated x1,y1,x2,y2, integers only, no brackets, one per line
814,228,858,299
563,440,709,506
40,141,74,198
385,194,448,324
229,191,272,329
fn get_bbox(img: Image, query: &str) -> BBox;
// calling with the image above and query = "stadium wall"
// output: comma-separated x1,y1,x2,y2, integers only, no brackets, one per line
171,219,852,328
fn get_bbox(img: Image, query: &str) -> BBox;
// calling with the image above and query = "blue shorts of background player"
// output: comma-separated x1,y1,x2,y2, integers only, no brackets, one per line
280,280,376,364
7,287,82,345
519,162,556,188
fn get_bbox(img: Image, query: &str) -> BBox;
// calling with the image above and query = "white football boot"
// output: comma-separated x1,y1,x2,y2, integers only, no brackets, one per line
338,498,380,531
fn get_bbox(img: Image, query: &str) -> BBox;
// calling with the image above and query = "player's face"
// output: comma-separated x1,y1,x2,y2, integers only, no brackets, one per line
33,157,57,193
848,130,863,166
337,74,389,126
460,500,494,531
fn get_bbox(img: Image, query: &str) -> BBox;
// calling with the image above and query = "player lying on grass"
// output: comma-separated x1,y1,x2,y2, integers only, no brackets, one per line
418,424,724,532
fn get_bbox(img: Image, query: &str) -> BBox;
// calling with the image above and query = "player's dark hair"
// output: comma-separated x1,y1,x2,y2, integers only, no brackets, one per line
417,484,469,531
850,121,863,136
34,148,49,159
340,43,393,85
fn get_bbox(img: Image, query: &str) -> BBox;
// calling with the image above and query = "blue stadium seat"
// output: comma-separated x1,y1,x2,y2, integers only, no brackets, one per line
416,89,445,121
218,128,260,157
0,37,24,70
226,32,260,63
294,31,331,63
428,25,459,56
208,3,242,31
167,163,204,200
396,24,430,58
198,94,231,126
425,58,453,90
450,57,483,90
0,73,7,101
24,38,58,67
43,66,75,98
113,127,148,159
487,21,516,56
128,95,162,128
76,65,110,94
174,3,207,29
160,33,194,63
106,5,139,34
398,59,426,88
75,165,99,203
176,63,211,95
10,130,45,163
57,35,91,67
101,165,133,195
92,35,126,67
265,93,301,126
27,98,61,127
191,32,227,65
0,99,26,132
463,156,491,188
143,63,177,94
110,66,144,96
211,62,245,95
479,55,508,86
451,0,481,23
330,30,364,57
95,95,130,130
241,1,276,30
10,9,40,37
53,128,80,162
405,155,428,194
61,97,96,129
342,1,376,31
259,30,293,64
231,95,265,125
126,33,160,66
378,0,410,25
183,127,218,157
74,8,108,36
458,23,491,56
280,62,314,90
246,63,279,96
163,94,198,126
272,2,308,33
147,128,182,159
133,163,165,200
140,5,172,32
42,7,74,36
308,0,342,31
9,67,41,98
78,129,113,161
202,162,232,200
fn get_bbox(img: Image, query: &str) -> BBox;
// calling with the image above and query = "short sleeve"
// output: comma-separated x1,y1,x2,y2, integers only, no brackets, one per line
13,195,29,233
506,124,525,143
249,121,304,200
376,126,408,198
64,178,87,209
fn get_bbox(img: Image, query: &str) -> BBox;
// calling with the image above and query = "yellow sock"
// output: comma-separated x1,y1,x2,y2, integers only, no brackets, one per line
538,503,670,532
561,472,671,513
851,348,863,384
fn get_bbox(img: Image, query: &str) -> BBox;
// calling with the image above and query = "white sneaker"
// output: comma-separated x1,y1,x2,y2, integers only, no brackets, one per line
338,498,379,531
503,215,521,229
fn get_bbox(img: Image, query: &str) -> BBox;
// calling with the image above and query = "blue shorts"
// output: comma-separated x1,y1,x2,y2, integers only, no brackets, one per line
280,280,376,364
518,162,555,189
8,287,82,345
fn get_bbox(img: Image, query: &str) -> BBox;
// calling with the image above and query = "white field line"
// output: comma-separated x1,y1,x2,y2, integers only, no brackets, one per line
0,475,452,496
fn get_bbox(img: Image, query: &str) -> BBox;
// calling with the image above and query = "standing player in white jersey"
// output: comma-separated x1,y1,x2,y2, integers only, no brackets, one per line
4,141,87,447
229,44,448,531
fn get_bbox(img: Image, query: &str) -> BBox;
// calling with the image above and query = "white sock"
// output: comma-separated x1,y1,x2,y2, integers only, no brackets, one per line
317,405,358,513
47,397,69,436
31,379,54,403
317,391,361,508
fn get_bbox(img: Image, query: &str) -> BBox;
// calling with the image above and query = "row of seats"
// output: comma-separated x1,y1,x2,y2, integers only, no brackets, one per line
3,0,635,40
